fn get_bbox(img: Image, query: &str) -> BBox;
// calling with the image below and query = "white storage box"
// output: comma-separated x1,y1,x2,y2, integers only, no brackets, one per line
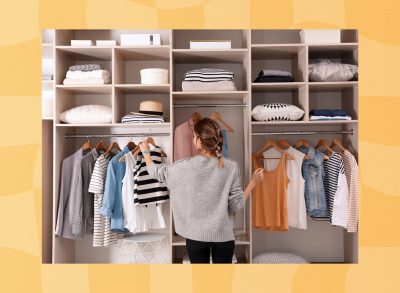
300,30,341,44
121,34,161,46
140,68,168,84
71,40,94,46
96,40,117,46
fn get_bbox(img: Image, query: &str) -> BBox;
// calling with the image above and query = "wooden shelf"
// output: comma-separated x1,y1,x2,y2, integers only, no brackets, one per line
55,122,171,128
172,48,248,63
56,84,112,94
115,84,170,94
173,91,248,100
252,82,306,91
252,120,358,126
56,46,112,60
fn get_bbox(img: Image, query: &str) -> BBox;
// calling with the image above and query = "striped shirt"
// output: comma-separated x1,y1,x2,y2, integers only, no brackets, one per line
184,68,234,82
132,147,169,205
323,152,349,228
88,154,122,247
341,150,359,232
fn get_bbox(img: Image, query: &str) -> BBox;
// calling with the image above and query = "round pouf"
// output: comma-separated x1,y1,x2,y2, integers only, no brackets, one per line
117,233,168,264
252,252,308,264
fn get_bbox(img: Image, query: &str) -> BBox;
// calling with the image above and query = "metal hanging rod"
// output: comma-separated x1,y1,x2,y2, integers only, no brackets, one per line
252,129,354,136
65,133,170,139
174,103,247,108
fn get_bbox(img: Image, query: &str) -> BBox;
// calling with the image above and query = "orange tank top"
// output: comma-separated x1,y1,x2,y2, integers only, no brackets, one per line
252,152,290,231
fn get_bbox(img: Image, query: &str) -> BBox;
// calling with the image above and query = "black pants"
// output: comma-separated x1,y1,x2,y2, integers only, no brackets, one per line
186,238,235,264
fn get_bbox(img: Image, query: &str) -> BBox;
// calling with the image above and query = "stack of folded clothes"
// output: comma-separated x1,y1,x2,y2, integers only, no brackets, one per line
121,100,166,124
63,64,110,85
253,69,295,83
182,68,237,92
309,109,352,121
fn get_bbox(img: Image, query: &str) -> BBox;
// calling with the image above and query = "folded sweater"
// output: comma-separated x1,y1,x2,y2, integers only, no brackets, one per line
63,78,111,85
309,109,349,117
182,80,236,92
69,64,103,71
66,70,110,80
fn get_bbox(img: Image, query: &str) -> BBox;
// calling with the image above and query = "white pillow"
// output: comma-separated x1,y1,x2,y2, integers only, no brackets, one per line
309,60,358,82
253,252,308,264
59,105,112,124
251,103,304,122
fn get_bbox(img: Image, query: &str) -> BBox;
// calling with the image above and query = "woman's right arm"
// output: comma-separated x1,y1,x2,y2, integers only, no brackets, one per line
244,168,264,199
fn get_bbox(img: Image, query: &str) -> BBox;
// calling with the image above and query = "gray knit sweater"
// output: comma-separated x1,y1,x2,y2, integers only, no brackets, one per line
147,155,245,242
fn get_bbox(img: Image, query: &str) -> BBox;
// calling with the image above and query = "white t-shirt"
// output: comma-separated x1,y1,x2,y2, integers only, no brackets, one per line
122,152,166,233
263,147,307,229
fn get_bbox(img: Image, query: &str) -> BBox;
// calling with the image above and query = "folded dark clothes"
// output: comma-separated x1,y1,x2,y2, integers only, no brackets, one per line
309,109,349,117
258,70,292,77
253,75,295,83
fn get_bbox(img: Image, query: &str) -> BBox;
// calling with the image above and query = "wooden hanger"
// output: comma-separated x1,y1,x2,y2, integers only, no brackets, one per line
315,139,334,159
294,139,310,149
132,137,167,157
95,140,108,153
330,138,346,153
103,139,121,158
277,139,290,150
210,111,234,133
126,140,136,151
192,112,202,122
81,138,93,151
254,139,294,160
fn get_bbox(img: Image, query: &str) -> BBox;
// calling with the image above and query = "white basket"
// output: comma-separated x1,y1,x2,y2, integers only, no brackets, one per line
140,68,168,84
300,30,341,44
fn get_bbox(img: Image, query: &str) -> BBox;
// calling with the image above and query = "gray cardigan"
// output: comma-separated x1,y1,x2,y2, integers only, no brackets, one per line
147,155,245,242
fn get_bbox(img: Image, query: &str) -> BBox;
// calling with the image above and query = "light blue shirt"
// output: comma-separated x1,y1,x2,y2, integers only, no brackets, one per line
100,146,129,232
221,129,229,158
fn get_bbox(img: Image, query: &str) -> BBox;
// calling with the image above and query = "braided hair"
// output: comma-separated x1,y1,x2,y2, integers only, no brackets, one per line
193,117,225,168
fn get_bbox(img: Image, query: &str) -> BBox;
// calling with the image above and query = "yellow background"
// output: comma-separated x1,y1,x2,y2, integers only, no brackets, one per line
0,0,399,292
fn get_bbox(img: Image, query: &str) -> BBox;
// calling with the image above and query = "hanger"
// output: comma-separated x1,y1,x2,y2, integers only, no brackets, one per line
294,139,310,149
132,136,167,157
277,139,290,150
254,139,294,160
81,137,93,151
103,138,121,158
315,139,334,159
95,139,108,153
330,138,346,153
126,139,136,151
192,112,202,122
210,110,234,133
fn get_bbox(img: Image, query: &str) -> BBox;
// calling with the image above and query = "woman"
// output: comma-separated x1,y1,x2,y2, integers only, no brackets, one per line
140,117,263,263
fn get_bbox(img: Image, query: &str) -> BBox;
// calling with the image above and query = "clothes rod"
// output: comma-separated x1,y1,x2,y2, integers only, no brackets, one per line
174,103,247,108
65,133,170,139
252,129,354,136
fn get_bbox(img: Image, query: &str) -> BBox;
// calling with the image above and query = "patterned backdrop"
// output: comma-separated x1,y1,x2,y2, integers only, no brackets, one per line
0,0,399,292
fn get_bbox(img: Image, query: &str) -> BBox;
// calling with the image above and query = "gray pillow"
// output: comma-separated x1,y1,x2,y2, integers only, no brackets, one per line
251,103,305,122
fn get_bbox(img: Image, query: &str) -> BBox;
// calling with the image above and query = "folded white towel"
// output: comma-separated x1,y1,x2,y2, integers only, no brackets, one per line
63,78,111,85
66,70,110,80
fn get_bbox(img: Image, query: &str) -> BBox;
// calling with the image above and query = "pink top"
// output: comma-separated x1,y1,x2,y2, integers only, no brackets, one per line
173,118,199,161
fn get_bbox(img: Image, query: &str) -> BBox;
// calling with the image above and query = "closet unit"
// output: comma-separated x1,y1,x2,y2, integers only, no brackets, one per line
42,29,358,264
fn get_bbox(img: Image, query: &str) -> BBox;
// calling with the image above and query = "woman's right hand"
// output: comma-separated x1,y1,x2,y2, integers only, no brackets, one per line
252,168,264,184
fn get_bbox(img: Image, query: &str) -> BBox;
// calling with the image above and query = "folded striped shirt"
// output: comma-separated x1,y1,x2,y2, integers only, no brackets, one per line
132,147,169,205
184,68,234,82
121,114,165,124
310,115,352,121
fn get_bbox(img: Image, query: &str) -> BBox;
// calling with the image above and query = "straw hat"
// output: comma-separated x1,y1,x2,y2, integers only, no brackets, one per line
137,100,163,116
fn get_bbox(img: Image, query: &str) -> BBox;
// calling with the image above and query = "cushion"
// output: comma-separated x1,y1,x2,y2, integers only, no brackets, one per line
59,105,112,124
253,252,308,264
309,60,358,82
251,103,305,122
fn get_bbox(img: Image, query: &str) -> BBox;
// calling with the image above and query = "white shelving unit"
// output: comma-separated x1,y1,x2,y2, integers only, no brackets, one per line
43,29,358,264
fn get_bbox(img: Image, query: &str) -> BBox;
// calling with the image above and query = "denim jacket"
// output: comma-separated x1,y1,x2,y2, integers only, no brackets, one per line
298,147,329,218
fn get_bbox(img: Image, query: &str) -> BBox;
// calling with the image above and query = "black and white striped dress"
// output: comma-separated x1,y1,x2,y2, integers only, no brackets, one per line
88,154,122,247
133,147,169,205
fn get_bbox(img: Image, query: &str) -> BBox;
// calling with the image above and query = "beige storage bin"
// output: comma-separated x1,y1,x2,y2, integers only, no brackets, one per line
140,68,168,84
300,29,341,44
